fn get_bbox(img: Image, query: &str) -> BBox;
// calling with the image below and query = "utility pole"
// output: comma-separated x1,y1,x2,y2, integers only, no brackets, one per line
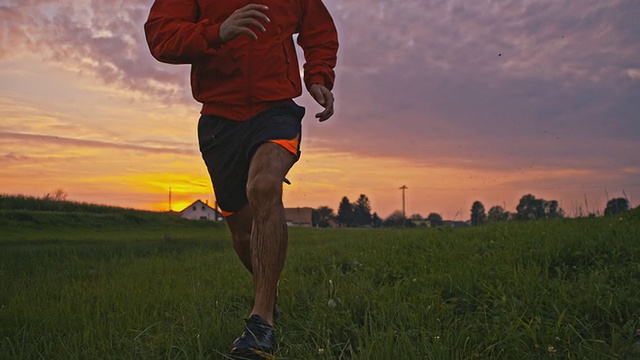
399,185,408,219
168,187,172,212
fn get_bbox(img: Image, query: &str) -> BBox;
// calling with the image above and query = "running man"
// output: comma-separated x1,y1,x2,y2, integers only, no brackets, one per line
144,1,338,358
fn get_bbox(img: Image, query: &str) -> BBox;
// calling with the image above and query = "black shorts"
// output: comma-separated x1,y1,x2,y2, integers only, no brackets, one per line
197,102,305,216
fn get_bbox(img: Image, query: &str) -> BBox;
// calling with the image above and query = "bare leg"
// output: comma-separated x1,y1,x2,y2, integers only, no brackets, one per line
246,142,295,326
225,205,254,274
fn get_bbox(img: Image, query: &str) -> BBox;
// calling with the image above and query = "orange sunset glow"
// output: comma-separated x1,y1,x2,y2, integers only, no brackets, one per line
1,1,639,219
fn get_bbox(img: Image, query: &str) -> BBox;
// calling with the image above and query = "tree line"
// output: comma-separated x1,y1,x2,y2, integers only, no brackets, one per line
312,194,381,228
0,192,132,214
312,193,633,228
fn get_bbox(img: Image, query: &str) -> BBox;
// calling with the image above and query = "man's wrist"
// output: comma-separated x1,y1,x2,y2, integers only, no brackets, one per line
203,23,222,48
306,74,330,91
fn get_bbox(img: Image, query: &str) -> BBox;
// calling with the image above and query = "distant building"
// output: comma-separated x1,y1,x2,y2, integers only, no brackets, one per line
180,199,223,221
179,201,313,225
326,218,340,228
285,207,313,227
442,220,472,228
410,220,432,227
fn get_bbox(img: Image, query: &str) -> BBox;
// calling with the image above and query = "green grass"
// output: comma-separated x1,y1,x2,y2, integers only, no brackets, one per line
1,209,639,359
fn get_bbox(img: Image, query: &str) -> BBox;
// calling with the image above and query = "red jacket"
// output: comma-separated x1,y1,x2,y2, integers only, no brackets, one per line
145,0,338,121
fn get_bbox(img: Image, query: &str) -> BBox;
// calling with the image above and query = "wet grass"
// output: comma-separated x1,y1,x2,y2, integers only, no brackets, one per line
1,208,639,359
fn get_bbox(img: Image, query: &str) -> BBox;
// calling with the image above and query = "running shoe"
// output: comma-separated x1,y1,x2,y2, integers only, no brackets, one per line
230,315,276,360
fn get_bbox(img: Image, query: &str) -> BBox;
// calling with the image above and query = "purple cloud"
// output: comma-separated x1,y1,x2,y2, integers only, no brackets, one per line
317,0,640,173
1,0,638,191
1,0,190,102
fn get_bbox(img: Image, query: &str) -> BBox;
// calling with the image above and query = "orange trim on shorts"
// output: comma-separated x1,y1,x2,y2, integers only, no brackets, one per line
220,209,234,217
269,134,300,156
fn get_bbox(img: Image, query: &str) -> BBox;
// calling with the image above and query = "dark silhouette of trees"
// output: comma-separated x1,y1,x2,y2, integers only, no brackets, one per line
312,206,335,228
43,189,68,201
604,198,630,216
331,192,577,228
336,194,374,227
384,210,406,227
545,200,564,219
516,194,544,220
427,212,443,227
372,212,383,227
487,206,509,223
353,194,372,226
409,213,423,221
470,201,487,226
516,194,564,221
337,196,354,227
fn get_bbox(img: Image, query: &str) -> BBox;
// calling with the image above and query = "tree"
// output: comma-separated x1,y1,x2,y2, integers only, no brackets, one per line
470,201,487,226
409,213,423,221
371,212,383,227
336,196,354,227
487,206,509,223
516,194,564,221
545,200,564,219
44,188,67,201
426,212,443,227
383,210,406,227
353,194,372,227
516,194,546,221
604,198,630,216
313,206,334,228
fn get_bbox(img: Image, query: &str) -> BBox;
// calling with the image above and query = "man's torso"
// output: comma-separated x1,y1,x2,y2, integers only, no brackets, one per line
194,0,305,119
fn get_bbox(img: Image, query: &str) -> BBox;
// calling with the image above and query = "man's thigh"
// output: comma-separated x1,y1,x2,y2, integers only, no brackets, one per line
248,142,297,185
198,115,249,216
248,102,305,162
246,103,305,190
198,102,305,215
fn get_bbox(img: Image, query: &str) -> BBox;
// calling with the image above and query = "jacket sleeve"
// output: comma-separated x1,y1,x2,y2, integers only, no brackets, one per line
297,0,339,91
144,0,222,64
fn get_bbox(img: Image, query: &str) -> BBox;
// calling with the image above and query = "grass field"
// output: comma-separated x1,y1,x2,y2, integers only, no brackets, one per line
1,208,639,359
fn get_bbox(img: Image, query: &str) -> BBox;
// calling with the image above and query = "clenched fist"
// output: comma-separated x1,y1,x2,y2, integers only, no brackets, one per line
219,4,270,43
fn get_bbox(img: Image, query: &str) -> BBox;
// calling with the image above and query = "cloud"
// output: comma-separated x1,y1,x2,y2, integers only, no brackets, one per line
1,0,638,214
627,69,640,80
3,0,638,157
1,152,30,163
311,0,640,171
1,0,190,103
0,132,195,156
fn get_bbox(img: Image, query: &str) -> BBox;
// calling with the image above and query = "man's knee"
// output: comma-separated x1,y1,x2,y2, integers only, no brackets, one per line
246,173,282,209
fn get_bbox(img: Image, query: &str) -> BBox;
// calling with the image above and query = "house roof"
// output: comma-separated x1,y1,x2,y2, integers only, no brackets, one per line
180,199,217,213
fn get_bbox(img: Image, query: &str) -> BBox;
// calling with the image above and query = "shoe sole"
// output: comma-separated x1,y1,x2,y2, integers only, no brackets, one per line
230,347,276,360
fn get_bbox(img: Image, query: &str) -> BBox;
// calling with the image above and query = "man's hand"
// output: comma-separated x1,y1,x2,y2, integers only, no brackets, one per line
309,84,334,122
219,4,270,43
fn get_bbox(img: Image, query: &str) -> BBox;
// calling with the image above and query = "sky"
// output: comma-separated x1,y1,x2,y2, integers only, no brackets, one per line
1,0,639,219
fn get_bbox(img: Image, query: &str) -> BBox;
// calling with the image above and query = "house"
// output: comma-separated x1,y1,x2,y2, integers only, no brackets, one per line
285,207,313,227
179,201,313,225
180,199,224,221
